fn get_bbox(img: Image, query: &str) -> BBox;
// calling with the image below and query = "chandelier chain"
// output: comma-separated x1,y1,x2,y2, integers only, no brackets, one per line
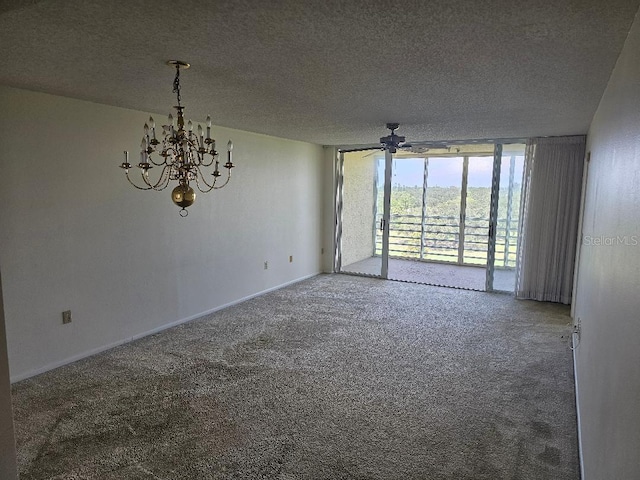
172,64,182,107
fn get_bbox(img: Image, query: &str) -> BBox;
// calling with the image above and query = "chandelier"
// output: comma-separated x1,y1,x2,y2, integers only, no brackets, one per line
120,60,234,216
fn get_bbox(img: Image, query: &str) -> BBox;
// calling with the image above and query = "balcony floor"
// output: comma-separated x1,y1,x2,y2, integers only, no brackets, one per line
342,256,516,292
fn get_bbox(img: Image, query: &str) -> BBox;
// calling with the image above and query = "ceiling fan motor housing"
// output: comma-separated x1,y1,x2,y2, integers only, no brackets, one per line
380,122,406,153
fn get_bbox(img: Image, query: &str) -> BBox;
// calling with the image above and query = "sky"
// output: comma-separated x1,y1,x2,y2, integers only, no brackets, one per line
376,156,524,188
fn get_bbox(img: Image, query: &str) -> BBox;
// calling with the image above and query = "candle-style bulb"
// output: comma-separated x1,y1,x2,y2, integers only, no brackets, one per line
143,123,149,135
226,139,233,167
188,120,193,132
205,116,212,140
149,117,157,140
197,125,203,136
168,113,174,127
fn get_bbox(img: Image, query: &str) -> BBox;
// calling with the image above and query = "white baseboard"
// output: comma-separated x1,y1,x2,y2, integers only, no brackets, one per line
572,332,586,479
11,272,320,383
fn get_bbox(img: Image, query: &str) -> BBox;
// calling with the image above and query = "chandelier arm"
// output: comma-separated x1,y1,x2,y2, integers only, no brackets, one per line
139,169,155,189
139,165,169,191
197,140,217,167
149,165,172,191
155,144,181,167
187,139,204,165
199,152,216,168
124,171,153,190
194,165,216,193
140,170,153,190
212,169,232,190
148,153,167,167
190,136,201,150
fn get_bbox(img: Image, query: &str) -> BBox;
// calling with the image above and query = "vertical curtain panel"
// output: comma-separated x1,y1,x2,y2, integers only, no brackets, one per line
516,136,586,304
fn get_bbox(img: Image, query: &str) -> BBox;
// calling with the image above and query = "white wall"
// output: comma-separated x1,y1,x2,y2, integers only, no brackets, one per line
0,85,325,381
0,272,18,479
573,7,640,479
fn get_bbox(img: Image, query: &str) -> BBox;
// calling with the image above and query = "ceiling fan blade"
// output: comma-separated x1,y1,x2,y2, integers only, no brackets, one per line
407,141,449,149
363,149,384,158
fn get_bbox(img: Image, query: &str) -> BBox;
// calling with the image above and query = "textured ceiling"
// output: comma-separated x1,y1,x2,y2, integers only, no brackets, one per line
0,0,638,146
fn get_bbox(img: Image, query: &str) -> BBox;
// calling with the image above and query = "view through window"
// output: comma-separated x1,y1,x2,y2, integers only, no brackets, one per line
372,145,525,290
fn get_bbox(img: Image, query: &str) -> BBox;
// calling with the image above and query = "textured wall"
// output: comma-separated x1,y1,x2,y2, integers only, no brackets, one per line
0,86,324,380
573,7,640,479
341,151,378,268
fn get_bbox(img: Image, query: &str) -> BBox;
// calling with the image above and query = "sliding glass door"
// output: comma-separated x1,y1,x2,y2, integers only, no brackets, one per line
423,156,465,264
464,156,495,265
492,145,526,291
384,146,497,290
335,143,525,292
335,149,391,277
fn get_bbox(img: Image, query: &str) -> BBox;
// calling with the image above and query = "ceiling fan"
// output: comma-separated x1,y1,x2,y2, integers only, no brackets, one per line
379,123,411,153
362,123,450,157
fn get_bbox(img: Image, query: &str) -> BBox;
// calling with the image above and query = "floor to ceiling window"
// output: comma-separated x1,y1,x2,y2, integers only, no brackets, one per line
335,142,525,292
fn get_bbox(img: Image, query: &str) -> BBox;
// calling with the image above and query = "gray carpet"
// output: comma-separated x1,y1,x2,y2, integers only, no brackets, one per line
11,274,579,479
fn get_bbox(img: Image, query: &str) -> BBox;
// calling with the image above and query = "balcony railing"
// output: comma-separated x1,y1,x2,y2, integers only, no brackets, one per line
375,214,518,268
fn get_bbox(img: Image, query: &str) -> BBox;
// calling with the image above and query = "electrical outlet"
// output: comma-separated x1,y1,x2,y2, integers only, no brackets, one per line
264,261,268,270
62,310,72,324
289,255,293,263
573,317,581,339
